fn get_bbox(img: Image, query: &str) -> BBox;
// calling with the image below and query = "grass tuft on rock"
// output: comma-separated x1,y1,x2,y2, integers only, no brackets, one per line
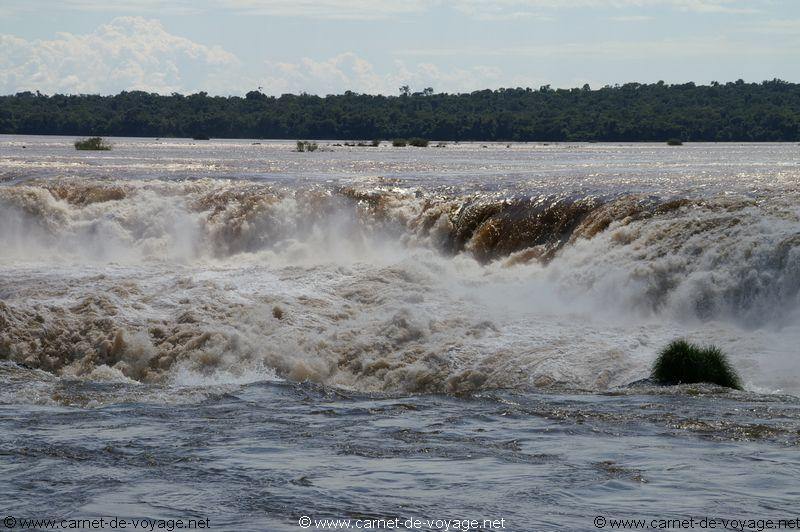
74,137,111,150
651,339,742,390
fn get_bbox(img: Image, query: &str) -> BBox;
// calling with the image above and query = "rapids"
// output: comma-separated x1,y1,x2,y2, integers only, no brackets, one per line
1,138,798,396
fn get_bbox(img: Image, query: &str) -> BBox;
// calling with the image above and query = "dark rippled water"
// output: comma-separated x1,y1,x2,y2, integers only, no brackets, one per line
3,373,800,531
2,136,800,531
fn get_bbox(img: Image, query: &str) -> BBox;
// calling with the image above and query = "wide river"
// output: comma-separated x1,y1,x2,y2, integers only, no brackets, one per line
1,136,799,531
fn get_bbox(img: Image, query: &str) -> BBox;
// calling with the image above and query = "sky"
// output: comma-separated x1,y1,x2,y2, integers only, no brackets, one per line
0,0,798,96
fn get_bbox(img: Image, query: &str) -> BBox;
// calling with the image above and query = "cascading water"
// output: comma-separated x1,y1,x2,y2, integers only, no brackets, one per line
2,174,798,395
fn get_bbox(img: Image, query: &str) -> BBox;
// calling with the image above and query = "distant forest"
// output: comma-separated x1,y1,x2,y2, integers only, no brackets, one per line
1,80,799,141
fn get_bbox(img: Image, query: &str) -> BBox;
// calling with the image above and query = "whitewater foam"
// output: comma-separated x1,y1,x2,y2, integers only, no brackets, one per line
1,176,798,397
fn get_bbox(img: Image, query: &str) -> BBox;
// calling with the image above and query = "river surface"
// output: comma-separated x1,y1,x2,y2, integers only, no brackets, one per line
1,136,799,531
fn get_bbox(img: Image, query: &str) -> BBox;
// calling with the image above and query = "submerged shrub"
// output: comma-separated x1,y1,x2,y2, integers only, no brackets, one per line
392,138,408,147
371,139,381,147
651,340,742,389
74,137,111,151
409,138,429,147
666,138,683,146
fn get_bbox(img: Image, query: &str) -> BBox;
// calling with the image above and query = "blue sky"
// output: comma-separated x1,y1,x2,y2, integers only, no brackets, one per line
1,0,798,96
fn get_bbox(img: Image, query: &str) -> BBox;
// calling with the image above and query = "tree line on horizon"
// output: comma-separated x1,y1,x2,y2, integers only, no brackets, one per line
1,79,798,142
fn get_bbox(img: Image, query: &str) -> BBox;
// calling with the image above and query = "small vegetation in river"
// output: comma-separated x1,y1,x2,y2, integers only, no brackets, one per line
74,137,111,150
344,140,380,147
296,140,318,152
409,138,429,147
192,134,210,140
392,138,408,147
651,340,742,389
666,138,684,146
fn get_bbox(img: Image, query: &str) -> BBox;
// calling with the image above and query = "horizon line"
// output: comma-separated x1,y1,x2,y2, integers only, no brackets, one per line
4,78,791,99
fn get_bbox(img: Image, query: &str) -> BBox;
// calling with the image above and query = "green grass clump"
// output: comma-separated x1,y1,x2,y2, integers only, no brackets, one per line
666,138,683,146
296,140,318,152
409,138,429,147
74,137,111,150
392,138,408,147
651,340,742,389
371,139,381,147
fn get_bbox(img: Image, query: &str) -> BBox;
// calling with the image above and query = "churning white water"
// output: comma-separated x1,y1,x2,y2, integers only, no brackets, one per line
1,137,799,397
2,137,799,531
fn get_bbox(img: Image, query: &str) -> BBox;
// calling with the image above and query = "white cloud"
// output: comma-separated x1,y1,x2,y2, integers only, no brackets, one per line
223,0,766,19
0,18,520,95
451,0,761,16
217,0,431,19
0,0,432,20
0,0,765,19
0,17,242,94
399,36,788,60
262,53,508,95
0,0,200,16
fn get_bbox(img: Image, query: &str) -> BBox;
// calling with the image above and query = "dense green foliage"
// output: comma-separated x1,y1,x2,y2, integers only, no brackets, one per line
74,136,111,150
651,340,742,389
2,80,799,141
409,138,430,147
